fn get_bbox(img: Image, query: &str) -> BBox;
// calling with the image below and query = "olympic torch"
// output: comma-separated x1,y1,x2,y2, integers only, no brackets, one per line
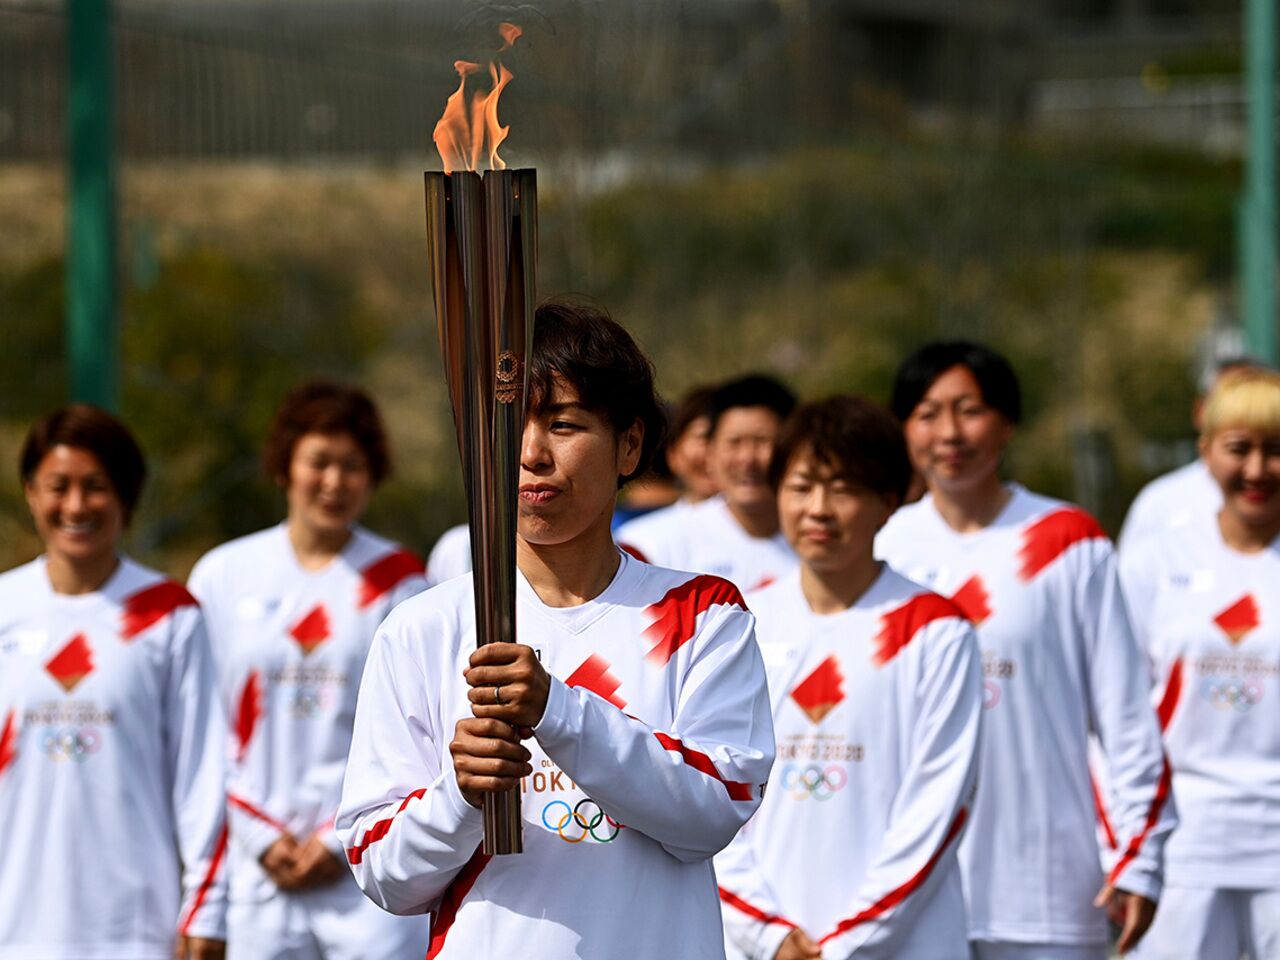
424,24,533,856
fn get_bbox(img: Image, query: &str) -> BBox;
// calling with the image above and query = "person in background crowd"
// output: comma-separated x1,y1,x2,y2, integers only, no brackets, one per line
189,381,429,960
1121,368,1280,960
425,522,470,589
876,341,1175,960
611,441,681,530
0,406,227,960
337,299,775,959
618,374,798,593
1118,357,1265,556
665,385,720,504
614,384,719,542
717,395,982,960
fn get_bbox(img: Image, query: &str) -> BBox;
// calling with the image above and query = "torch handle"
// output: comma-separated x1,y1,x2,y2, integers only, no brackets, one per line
482,790,523,856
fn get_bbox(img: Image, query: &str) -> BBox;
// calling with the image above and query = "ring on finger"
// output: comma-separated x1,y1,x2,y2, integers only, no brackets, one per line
494,685,503,705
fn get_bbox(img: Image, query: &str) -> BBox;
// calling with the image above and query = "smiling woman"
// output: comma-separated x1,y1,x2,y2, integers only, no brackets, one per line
0,405,228,960
717,395,981,960
1119,368,1280,960
876,341,1175,960
187,380,429,960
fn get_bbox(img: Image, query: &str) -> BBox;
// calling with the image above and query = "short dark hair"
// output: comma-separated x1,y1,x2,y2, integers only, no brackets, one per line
528,296,665,486
670,385,717,441
707,374,797,436
891,340,1022,425
20,405,147,523
263,380,391,486
769,395,912,504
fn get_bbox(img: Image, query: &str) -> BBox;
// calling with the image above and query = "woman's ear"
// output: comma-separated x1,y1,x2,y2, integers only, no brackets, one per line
618,418,644,479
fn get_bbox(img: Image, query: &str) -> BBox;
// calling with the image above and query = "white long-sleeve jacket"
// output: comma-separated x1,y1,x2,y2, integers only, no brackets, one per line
0,556,228,958
616,496,797,593
876,485,1175,945
189,524,426,903
1120,513,1280,889
717,568,982,960
336,552,776,959
1117,459,1220,558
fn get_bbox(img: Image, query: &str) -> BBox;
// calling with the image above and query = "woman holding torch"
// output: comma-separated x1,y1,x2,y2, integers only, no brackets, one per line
875,341,1175,959
189,381,429,960
0,406,227,960
1120,368,1280,960
337,299,776,959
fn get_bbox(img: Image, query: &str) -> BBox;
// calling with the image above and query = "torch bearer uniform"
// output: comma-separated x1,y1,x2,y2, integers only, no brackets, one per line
0,555,228,959
716,567,983,960
1119,514,1280,959
425,524,472,588
189,524,429,960
616,494,797,594
337,550,776,960
1117,459,1220,558
875,485,1175,957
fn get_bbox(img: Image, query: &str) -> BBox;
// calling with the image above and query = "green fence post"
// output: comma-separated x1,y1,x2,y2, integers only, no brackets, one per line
1243,0,1278,366
66,0,119,409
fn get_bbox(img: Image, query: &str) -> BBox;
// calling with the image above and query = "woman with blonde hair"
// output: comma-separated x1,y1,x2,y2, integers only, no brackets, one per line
1121,368,1280,959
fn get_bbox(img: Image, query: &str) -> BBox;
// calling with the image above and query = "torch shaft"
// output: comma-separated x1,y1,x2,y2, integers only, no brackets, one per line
426,168,536,855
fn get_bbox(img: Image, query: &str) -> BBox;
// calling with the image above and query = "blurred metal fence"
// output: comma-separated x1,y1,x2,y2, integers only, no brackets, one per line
0,0,452,162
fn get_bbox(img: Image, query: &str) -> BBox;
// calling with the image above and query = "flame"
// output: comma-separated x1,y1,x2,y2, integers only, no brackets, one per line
433,23,524,174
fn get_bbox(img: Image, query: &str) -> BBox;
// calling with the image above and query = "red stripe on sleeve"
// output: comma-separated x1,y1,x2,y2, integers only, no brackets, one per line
718,886,797,929
1107,757,1173,889
234,671,262,763
121,581,198,640
358,549,425,609
1016,507,1107,582
1091,774,1118,851
227,793,289,833
817,806,968,945
178,822,228,936
872,592,965,666
426,845,492,960
346,787,428,865
653,731,755,801
1156,658,1184,732
643,575,748,667
0,710,17,778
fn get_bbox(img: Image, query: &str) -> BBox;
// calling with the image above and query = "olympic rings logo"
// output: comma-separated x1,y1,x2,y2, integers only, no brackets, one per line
289,689,331,717
41,726,102,762
982,681,1002,710
1202,678,1263,712
541,798,622,844
780,763,847,801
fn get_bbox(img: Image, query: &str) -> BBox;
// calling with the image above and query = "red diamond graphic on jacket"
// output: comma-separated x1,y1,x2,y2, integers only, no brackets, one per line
950,575,993,626
46,633,95,693
790,655,845,724
1214,594,1260,645
290,604,332,655
565,654,627,710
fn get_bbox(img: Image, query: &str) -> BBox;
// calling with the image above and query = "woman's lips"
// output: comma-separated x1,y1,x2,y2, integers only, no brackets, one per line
520,485,560,504
800,529,835,544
